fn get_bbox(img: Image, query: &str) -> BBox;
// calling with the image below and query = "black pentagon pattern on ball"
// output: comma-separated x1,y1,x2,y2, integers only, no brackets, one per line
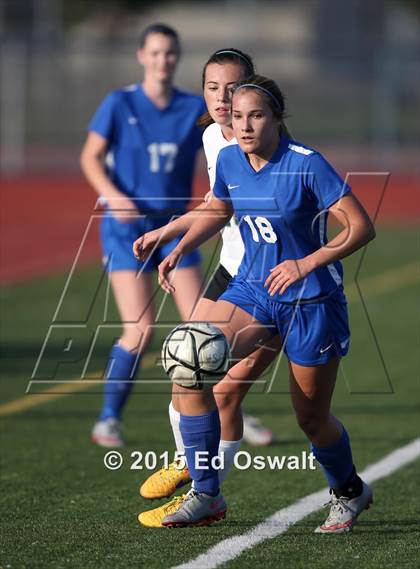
166,334,197,371
162,329,198,387
161,323,230,390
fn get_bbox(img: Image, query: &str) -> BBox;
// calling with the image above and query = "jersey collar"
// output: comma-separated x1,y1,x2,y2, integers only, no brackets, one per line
237,135,290,176
138,83,177,113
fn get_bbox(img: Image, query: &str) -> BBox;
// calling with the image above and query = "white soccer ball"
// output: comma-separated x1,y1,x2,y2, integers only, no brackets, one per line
161,322,230,389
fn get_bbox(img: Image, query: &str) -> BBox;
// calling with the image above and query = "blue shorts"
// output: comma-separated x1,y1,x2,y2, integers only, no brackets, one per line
220,279,350,366
101,213,201,273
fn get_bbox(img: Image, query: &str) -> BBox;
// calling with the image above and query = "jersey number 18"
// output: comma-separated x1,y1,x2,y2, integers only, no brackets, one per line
243,215,277,243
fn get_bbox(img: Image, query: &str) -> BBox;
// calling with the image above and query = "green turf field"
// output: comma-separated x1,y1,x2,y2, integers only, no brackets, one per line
1,227,419,568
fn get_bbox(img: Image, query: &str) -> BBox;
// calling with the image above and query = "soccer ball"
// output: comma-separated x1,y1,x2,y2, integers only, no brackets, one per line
161,322,230,389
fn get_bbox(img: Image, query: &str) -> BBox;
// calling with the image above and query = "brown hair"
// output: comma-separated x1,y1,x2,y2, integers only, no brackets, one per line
233,75,292,138
197,48,255,128
138,23,180,53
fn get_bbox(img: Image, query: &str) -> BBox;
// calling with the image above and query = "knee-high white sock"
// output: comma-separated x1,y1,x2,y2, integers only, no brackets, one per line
218,439,242,485
169,401,185,456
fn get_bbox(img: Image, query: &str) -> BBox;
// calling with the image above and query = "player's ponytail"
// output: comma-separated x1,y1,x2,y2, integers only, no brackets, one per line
233,75,293,138
197,48,255,128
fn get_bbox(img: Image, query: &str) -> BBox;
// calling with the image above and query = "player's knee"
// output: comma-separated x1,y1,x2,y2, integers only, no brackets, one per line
215,393,242,431
295,410,325,438
119,324,154,353
214,391,241,414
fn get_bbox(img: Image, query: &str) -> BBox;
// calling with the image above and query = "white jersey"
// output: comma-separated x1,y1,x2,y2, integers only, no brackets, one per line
202,122,245,277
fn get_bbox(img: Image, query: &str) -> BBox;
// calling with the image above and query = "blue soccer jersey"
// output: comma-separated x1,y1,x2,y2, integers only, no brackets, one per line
89,84,206,213
212,136,351,303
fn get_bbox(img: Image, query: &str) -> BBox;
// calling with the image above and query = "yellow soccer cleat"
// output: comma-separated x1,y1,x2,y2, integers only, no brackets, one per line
138,494,187,528
139,458,191,499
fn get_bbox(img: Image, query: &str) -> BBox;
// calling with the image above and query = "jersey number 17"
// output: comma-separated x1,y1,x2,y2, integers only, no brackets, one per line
147,143,178,173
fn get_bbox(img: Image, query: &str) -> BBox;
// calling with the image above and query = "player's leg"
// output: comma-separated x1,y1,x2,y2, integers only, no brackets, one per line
137,293,214,505
144,339,280,500
139,293,222,502
170,264,223,420
158,241,206,422
171,265,204,321
190,265,277,445
92,269,156,447
170,261,206,410
138,264,204,500
171,299,272,490
139,299,278,525
289,359,372,533
93,215,157,446
169,294,215,456
169,256,276,444
111,270,156,352
140,297,233,524
175,298,275,416
210,336,280,484
213,336,280,440
140,272,278,504
170,260,208,448
162,299,274,527
161,254,216,461
288,357,343,451
284,291,371,533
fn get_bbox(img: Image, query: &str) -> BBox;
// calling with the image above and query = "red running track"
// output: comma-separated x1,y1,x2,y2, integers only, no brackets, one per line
0,173,418,285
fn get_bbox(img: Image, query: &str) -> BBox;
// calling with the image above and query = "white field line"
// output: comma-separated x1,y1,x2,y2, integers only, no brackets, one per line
171,438,420,569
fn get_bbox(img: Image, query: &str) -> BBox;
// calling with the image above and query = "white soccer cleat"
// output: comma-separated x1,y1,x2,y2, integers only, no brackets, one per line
162,488,227,527
315,481,373,533
243,415,274,446
91,417,124,448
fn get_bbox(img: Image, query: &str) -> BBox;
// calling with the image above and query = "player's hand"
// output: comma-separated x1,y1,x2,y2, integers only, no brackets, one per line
204,190,213,203
158,250,181,294
109,195,139,223
133,228,163,261
264,258,312,296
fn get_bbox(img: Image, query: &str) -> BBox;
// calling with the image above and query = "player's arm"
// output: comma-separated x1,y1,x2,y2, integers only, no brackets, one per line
133,195,213,261
308,193,375,267
158,197,233,293
265,193,375,296
80,131,138,223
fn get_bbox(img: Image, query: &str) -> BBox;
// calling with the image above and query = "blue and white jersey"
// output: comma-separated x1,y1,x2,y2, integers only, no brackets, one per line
212,136,351,302
89,84,206,214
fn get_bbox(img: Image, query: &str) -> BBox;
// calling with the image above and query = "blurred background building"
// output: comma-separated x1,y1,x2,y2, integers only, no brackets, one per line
1,0,419,174
0,1,418,401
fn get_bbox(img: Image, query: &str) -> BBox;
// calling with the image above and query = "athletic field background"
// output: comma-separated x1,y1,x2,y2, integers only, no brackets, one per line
1,168,419,568
1,1,419,565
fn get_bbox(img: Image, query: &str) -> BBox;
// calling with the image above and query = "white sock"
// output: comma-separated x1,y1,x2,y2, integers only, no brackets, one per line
169,401,185,456
218,438,242,485
192,438,242,491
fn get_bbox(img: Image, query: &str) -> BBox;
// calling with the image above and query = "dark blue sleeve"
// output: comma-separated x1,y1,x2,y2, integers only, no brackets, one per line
305,153,351,209
88,92,116,141
212,154,231,203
